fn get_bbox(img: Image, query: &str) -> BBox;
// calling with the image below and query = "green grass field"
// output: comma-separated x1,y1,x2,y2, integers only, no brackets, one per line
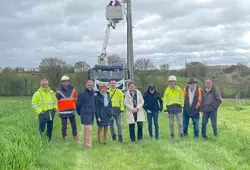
0,97,250,170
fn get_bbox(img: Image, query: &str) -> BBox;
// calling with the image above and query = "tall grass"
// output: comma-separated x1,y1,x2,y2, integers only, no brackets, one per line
0,97,250,170
0,97,48,170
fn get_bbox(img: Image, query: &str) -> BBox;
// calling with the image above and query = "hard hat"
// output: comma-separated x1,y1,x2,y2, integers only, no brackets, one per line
61,75,70,81
168,75,177,81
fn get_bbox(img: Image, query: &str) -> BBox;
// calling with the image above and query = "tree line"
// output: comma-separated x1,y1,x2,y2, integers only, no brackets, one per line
1,55,250,98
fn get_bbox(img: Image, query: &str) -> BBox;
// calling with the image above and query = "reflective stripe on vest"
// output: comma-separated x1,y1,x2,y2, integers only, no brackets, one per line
57,88,76,112
38,90,55,107
165,89,182,105
37,90,55,120
59,111,75,114
57,88,76,99
111,90,122,103
195,88,202,109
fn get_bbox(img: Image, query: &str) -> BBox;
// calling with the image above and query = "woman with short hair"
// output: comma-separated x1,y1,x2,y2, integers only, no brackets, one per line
124,81,145,142
95,83,113,144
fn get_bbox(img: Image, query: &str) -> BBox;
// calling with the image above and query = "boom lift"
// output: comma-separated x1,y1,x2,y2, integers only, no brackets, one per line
88,1,128,91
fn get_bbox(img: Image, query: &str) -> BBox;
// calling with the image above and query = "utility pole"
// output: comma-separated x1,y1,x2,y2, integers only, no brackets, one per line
126,0,134,81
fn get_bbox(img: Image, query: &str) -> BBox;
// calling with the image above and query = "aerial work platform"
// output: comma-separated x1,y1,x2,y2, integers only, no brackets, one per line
106,5,123,21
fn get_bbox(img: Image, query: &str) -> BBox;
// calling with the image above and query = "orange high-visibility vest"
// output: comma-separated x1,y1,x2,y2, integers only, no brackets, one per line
57,89,77,112
182,87,202,109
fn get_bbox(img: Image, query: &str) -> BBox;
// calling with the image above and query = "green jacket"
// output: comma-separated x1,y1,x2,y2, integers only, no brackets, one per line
32,87,57,115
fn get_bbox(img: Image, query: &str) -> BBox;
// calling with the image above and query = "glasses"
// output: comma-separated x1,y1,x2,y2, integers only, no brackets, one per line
188,82,196,84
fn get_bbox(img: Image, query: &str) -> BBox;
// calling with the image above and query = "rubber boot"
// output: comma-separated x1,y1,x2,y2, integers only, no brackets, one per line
118,135,123,142
171,133,174,139
104,126,108,144
112,134,116,141
98,127,103,144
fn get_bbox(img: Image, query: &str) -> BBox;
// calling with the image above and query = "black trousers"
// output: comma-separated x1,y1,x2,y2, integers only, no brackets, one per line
61,116,77,137
202,111,218,138
129,112,143,141
38,110,55,141
39,120,53,141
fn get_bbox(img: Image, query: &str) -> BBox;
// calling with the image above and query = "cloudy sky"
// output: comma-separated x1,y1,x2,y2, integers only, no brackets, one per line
1,0,250,69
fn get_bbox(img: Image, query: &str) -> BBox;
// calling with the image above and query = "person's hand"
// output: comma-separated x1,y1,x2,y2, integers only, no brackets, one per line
200,112,203,116
120,113,122,118
147,110,152,113
111,116,114,120
98,118,101,122
165,112,168,116
133,108,138,113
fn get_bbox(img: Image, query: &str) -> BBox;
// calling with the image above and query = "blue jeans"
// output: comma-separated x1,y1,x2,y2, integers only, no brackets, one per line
109,114,122,136
183,113,199,137
147,112,159,139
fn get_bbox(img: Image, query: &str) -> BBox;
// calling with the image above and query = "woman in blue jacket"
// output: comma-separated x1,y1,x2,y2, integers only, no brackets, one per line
95,83,113,144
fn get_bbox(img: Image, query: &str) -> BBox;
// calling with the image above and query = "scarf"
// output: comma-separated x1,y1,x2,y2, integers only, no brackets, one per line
102,92,109,107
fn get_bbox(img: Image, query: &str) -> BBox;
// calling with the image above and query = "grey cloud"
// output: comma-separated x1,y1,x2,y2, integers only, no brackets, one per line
1,0,250,68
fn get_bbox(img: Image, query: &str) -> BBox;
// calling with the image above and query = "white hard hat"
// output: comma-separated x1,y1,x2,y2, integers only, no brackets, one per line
168,75,177,81
61,75,70,81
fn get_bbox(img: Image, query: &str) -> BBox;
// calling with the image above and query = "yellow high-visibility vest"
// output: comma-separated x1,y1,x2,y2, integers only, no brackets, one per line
108,88,124,111
163,85,184,111
32,87,57,115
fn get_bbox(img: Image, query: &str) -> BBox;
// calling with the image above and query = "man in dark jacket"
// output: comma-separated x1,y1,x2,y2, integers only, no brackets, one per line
183,78,202,138
143,84,163,140
56,76,79,142
200,79,222,139
76,80,96,148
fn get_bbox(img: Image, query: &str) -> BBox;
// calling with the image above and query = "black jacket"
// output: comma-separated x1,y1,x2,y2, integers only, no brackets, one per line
200,86,222,113
183,86,201,116
76,88,96,125
143,91,163,112
95,91,113,127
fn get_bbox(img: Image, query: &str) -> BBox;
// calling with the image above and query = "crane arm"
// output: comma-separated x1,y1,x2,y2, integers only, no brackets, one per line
98,20,116,65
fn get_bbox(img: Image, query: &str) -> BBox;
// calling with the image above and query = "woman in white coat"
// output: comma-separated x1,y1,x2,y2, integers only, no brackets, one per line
124,81,145,142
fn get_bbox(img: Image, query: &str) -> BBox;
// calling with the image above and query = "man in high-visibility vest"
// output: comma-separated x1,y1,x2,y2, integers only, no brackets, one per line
32,78,57,141
163,75,184,138
108,79,124,142
182,78,202,138
56,75,79,142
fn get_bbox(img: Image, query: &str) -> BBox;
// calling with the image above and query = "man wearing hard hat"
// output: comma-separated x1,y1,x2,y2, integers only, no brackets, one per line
163,75,184,138
56,75,79,142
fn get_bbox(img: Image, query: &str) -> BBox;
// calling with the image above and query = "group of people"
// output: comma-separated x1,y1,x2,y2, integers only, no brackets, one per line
108,0,121,6
32,75,222,148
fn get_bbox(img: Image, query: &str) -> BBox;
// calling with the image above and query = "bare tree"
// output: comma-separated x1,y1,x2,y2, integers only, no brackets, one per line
74,61,91,72
134,58,155,90
107,54,126,66
39,57,66,89
160,64,169,84
134,58,155,71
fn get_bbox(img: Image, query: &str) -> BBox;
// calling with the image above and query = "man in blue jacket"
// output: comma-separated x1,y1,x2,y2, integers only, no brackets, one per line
76,80,96,148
